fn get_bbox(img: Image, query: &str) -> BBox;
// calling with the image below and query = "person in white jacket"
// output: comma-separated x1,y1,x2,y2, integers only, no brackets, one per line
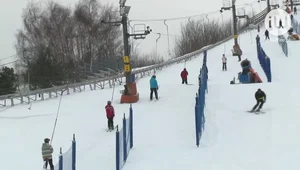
222,54,227,71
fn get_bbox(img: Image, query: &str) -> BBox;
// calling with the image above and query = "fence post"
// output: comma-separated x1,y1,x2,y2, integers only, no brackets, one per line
116,126,120,170
72,134,76,170
195,101,200,147
256,35,260,60
123,113,127,161
129,104,133,148
59,147,63,170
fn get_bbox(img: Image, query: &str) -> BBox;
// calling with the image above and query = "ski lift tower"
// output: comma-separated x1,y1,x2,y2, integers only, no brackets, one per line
220,0,243,57
101,0,152,103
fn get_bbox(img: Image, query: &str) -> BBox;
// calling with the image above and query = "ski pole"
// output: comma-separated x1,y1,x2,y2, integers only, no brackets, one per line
111,81,116,102
50,88,66,144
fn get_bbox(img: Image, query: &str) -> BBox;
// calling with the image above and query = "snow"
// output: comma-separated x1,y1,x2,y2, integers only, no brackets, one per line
1,13,300,170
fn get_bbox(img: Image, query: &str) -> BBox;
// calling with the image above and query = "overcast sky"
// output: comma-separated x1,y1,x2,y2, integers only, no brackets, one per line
0,0,266,66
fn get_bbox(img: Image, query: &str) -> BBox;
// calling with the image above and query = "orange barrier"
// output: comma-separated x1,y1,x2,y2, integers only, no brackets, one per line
120,82,140,103
249,68,263,83
292,34,300,40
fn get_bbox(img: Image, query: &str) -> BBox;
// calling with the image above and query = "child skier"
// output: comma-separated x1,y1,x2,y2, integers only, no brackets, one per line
251,88,266,112
42,138,54,170
105,101,115,130
180,68,188,84
149,75,159,100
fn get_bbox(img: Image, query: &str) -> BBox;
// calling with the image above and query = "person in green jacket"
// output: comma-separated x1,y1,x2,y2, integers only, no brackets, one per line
42,138,54,170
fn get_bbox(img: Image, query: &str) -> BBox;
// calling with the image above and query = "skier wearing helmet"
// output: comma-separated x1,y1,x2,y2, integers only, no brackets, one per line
42,138,54,170
105,101,115,131
251,88,266,112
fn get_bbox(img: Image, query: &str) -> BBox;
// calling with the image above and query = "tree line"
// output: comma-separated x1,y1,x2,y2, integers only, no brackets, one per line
1,0,254,95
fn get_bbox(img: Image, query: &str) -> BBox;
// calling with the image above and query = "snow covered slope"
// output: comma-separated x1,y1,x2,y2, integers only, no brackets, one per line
1,22,300,170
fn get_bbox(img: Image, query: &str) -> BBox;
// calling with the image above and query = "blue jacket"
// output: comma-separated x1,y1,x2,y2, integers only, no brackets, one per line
150,78,158,88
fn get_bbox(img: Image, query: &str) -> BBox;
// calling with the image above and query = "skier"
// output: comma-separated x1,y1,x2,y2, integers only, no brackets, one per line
180,68,188,84
105,101,115,130
149,75,159,100
251,88,266,112
222,54,227,71
294,7,297,15
265,29,270,40
42,138,54,170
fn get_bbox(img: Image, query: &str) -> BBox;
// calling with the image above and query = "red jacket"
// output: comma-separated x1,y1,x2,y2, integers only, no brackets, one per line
181,69,188,79
105,104,115,118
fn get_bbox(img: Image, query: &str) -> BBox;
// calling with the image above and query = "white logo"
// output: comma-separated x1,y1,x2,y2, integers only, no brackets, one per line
264,9,291,36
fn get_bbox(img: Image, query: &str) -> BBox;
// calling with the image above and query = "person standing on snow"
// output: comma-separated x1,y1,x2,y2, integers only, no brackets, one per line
150,75,159,100
251,88,266,112
294,7,297,15
222,54,227,71
180,68,188,84
105,101,115,130
42,138,54,170
265,29,270,40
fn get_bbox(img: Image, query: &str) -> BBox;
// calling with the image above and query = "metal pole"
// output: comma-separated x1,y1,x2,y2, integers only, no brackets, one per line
156,33,161,57
232,1,238,45
267,0,271,12
163,20,170,55
121,15,131,84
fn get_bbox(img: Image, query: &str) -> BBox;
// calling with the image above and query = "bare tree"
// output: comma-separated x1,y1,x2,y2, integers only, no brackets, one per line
15,0,123,89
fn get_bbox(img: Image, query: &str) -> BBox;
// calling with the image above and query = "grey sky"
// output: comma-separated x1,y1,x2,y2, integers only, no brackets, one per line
0,0,265,66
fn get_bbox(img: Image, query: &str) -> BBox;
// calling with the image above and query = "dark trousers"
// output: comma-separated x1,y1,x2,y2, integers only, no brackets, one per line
44,158,54,170
265,35,270,40
108,118,114,129
238,55,241,61
182,78,188,84
150,88,158,100
222,63,227,71
252,99,264,111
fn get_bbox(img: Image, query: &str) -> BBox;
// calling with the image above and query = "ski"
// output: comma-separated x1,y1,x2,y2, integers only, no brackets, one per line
247,110,266,114
106,126,117,132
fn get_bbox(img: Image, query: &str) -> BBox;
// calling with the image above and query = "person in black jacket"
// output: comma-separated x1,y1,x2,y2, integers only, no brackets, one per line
265,30,270,40
251,88,266,112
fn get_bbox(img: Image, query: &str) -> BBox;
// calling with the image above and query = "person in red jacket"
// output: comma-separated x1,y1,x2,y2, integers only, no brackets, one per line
105,101,115,130
181,68,188,84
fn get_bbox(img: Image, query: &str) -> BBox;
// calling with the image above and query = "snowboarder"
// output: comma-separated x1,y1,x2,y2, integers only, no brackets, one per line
105,101,115,130
42,138,54,170
149,75,159,100
294,7,297,15
265,29,270,40
251,88,266,112
222,54,227,71
180,68,188,84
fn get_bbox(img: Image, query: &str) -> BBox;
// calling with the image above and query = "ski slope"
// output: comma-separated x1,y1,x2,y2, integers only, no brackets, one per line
1,20,300,170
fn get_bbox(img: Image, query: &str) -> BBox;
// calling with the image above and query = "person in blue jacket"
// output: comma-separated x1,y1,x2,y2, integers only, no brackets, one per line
149,75,159,100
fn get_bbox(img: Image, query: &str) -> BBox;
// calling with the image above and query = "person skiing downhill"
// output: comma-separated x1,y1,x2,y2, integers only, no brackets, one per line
180,68,188,84
149,75,159,100
265,29,270,40
222,54,227,71
105,101,115,130
251,88,266,112
42,138,54,170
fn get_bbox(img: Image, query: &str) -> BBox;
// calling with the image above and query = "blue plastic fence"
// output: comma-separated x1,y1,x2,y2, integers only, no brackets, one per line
292,17,300,34
255,35,272,82
54,134,76,170
195,50,208,147
277,35,288,57
116,104,134,170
